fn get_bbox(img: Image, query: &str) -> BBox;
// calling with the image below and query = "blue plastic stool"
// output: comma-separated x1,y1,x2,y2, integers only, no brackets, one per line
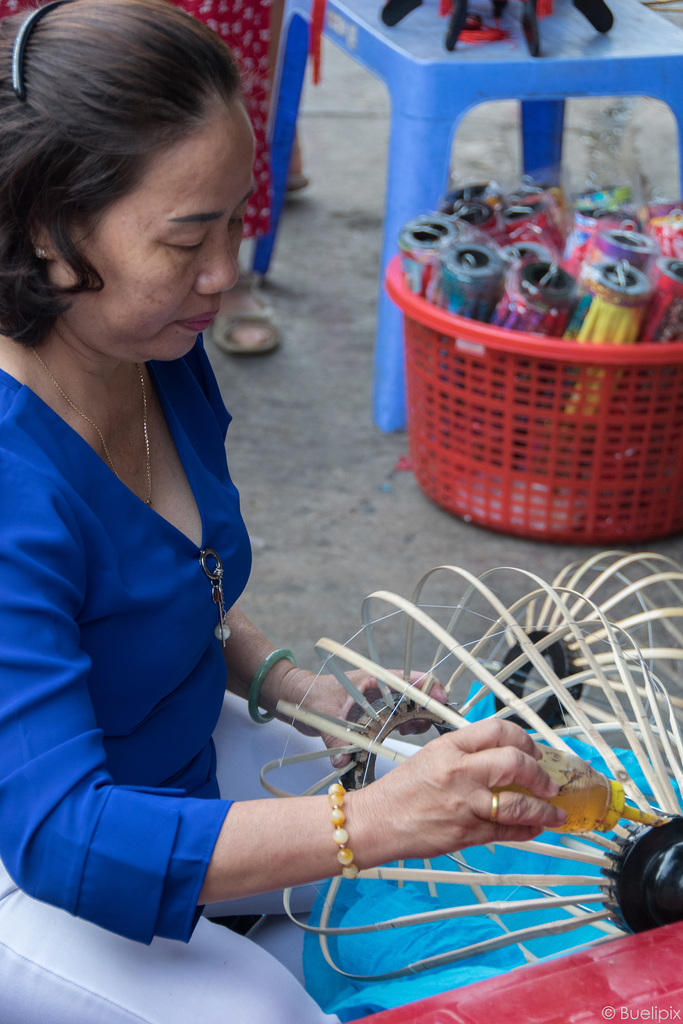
254,0,683,432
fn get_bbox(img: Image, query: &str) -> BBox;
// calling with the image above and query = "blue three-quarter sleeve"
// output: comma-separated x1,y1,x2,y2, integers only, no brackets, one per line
0,339,252,943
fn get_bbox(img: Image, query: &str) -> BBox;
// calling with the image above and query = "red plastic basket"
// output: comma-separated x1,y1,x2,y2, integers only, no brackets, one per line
386,255,683,544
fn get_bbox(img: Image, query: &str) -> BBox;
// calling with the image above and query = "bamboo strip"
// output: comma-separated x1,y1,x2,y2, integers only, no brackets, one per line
276,700,408,764
450,849,622,938
361,577,669,808
314,899,613,981
319,655,383,721
361,867,601,887
550,553,683,618
286,888,607,939
449,850,538,964
356,586,577,750
497,839,606,867
260,745,361,798
598,622,678,810
315,638,467,729
405,570,655,795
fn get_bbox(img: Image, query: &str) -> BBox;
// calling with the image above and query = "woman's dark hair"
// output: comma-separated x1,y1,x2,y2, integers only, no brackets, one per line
0,0,242,346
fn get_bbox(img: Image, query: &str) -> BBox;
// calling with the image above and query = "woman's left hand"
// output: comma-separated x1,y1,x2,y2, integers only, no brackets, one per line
284,666,449,767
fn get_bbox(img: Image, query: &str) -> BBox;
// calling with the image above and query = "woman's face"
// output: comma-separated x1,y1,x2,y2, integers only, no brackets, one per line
46,100,255,365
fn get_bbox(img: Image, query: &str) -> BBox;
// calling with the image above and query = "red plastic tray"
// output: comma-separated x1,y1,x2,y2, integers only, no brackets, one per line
350,919,683,1023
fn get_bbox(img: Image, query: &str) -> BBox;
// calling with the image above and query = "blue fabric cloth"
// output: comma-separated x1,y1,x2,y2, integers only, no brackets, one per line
0,338,251,944
304,695,660,1020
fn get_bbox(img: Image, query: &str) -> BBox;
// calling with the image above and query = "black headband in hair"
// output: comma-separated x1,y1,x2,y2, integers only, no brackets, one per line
12,0,76,100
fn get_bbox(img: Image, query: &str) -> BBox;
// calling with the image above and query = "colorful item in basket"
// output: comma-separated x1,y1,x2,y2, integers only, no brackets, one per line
439,182,505,215
587,228,659,274
563,261,652,416
643,200,681,221
574,184,633,211
501,196,564,254
513,182,568,243
500,241,554,267
640,258,683,343
448,199,504,243
564,260,652,345
563,207,637,279
435,242,504,321
398,213,459,297
516,180,567,218
644,206,683,260
492,260,575,336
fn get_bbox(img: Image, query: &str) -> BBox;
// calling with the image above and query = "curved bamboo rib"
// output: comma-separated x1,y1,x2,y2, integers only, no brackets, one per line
276,699,408,764
360,866,602,887
260,745,361,798
270,551,683,986
315,637,466,729
447,850,538,964
316,908,614,982
353,581,664,810
499,839,606,866
284,885,606,938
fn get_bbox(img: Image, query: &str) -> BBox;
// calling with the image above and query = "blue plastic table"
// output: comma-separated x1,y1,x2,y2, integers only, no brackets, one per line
255,0,683,431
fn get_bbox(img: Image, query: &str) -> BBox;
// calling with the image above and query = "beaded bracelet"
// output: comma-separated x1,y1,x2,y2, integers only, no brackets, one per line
248,648,296,724
328,782,359,880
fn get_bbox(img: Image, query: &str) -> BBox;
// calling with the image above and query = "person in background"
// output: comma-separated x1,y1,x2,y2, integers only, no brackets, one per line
176,0,307,356
0,2,565,1020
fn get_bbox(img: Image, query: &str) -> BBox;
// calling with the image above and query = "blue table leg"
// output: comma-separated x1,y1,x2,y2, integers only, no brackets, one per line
373,112,457,432
521,99,565,182
252,13,309,276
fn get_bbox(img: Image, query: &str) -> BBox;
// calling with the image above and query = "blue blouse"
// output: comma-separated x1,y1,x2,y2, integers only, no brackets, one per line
0,339,252,944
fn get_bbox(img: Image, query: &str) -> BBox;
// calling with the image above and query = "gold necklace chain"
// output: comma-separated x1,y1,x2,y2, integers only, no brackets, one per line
32,349,153,507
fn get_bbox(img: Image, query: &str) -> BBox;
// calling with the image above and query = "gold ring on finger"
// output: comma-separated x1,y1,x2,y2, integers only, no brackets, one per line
490,791,499,822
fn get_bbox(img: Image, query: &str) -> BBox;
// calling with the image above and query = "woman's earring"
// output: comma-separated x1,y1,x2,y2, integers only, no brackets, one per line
35,248,48,259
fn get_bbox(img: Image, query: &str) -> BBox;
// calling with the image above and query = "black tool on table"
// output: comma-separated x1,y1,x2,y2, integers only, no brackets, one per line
380,0,614,57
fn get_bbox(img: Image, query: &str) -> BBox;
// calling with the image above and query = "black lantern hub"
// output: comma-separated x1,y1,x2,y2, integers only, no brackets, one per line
604,817,683,933
496,629,583,729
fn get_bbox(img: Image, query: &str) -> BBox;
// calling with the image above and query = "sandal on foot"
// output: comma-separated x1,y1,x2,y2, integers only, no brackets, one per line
210,313,280,356
286,171,310,193
209,290,280,356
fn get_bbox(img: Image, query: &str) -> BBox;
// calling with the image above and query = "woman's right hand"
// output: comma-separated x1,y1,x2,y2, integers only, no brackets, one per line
345,718,566,866
200,716,565,906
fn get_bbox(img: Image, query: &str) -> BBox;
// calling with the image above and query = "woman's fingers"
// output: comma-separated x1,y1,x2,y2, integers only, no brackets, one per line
448,716,540,760
466,744,559,801
478,786,566,830
424,722,565,823
381,720,567,839
318,668,447,763
397,672,448,735
339,715,574,865
441,719,561,801
319,681,566,836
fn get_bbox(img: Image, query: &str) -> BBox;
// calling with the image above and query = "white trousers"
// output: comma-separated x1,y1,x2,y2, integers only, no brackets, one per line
0,693,341,1024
